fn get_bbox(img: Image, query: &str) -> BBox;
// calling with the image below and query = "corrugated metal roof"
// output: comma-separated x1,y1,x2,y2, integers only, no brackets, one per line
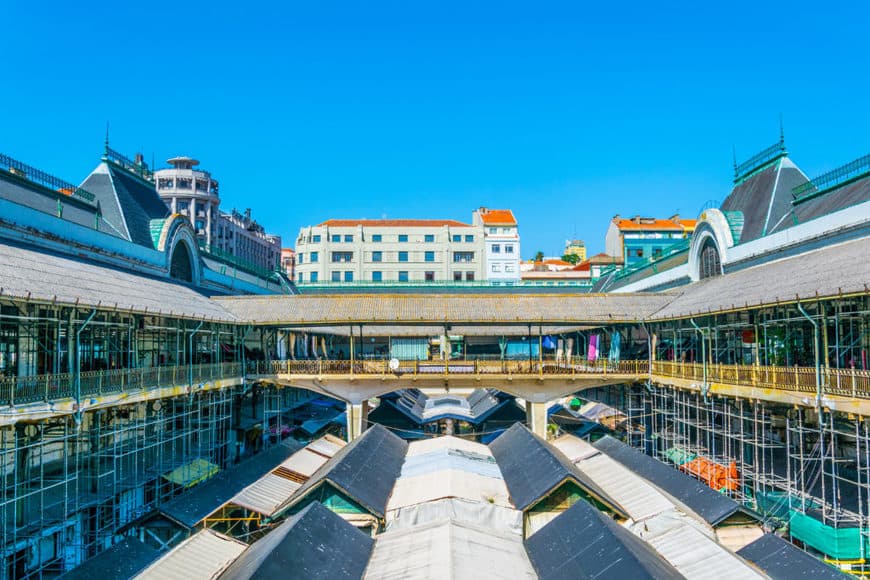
134,530,246,580
276,448,329,478
306,434,347,457
400,448,502,480
405,435,492,457
364,520,536,579
387,469,513,512
550,434,600,463
229,473,302,517
386,497,523,536
643,516,763,579
0,241,235,321
574,453,675,522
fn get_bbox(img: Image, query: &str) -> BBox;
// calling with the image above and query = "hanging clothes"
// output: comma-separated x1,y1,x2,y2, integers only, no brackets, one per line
588,334,599,361
566,337,574,361
609,331,621,363
542,336,556,350
311,335,318,359
288,333,296,360
321,337,328,359
556,338,564,362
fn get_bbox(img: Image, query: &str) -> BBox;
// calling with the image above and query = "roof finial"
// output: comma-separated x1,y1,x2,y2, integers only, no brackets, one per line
104,121,110,155
732,145,738,178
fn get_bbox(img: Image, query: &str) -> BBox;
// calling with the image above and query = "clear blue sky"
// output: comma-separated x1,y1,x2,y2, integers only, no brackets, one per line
2,1,868,258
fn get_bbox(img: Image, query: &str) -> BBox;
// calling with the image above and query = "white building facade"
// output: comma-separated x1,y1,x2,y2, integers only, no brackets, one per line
474,208,521,282
294,209,520,285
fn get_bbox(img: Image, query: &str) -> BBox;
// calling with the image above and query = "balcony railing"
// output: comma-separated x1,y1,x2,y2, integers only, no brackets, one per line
0,363,242,407
246,358,648,378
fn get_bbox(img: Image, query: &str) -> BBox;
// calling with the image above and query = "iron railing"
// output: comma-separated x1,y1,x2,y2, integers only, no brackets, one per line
792,154,870,201
735,141,787,182
0,363,242,407
0,152,97,204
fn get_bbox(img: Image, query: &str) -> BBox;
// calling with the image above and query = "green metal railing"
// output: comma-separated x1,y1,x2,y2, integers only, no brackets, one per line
104,146,154,181
734,141,787,182
792,154,870,201
200,244,280,281
0,152,97,204
0,363,242,407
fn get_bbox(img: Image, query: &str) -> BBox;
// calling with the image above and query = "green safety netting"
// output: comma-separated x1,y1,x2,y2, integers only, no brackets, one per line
663,446,696,465
789,510,869,560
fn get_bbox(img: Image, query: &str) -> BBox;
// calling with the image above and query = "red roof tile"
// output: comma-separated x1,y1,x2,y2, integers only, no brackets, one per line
615,218,696,231
480,209,517,225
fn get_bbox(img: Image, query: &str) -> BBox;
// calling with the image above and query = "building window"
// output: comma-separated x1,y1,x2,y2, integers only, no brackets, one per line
453,271,462,281
398,251,409,262
453,252,474,263
466,271,475,281
344,234,353,243
176,177,192,190
331,252,353,263
505,264,515,273
491,264,501,272
699,238,722,280
452,234,462,243
372,251,383,262
424,234,435,243
425,251,435,262
398,234,408,243
158,178,173,189
632,249,644,258
331,271,340,282
331,234,341,243
398,271,409,282
344,271,354,282
310,251,319,263
425,271,435,281
297,272,304,282
312,234,321,243
372,234,382,242
372,271,382,282
465,235,474,243
489,227,497,234
653,248,663,259
492,244,501,253
310,272,318,282
505,245,514,253
297,253,303,264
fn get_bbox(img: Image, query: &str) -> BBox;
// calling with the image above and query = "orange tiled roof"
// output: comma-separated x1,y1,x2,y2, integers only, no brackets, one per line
318,219,472,228
615,218,696,231
480,209,517,225
543,259,572,267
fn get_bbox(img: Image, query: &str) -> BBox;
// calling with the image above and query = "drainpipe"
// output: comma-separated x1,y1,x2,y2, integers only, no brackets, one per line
188,321,205,389
797,303,821,409
640,321,653,387
689,318,708,398
74,309,98,426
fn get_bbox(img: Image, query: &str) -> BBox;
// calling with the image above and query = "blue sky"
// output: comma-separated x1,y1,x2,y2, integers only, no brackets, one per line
2,1,868,257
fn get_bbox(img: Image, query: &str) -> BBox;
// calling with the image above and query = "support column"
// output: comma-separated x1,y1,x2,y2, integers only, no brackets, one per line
525,401,549,439
346,400,370,442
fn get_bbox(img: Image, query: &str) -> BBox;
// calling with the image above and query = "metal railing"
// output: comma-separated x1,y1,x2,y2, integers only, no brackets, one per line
246,358,648,379
0,152,97,204
651,361,870,399
792,154,870,201
0,363,242,407
734,141,786,182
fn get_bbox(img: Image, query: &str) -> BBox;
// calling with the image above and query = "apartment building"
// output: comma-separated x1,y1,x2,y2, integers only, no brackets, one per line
294,208,520,284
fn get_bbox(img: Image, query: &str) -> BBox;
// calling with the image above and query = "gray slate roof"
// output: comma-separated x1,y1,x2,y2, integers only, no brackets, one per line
79,162,170,248
592,436,757,526
0,240,235,320
653,235,870,319
219,502,374,580
776,174,870,234
282,424,407,518
213,292,675,326
737,533,846,579
59,538,158,580
524,499,682,580
489,423,627,516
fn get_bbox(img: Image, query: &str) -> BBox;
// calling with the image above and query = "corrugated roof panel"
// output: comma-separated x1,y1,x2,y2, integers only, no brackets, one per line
387,469,513,512
306,434,347,458
400,449,502,480
386,497,522,536
230,473,302,516
406,435,492,457
277,448,329,478
365,520,536,579
550,434,600,463
134,530,246,580
575,453,675,522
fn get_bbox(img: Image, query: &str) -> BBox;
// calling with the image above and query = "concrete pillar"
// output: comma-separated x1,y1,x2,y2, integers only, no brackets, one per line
347,400,369,441
525,401,549,439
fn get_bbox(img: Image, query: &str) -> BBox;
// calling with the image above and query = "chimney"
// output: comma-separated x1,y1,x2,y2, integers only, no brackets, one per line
134,152,144,166
669,213,680,222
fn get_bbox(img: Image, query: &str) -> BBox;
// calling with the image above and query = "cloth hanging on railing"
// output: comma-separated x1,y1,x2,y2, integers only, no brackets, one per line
301,333,309,358
609,331,621,363
588,334,599,361
498,337,508,359
542,336,556,350
556,338,564,362
566,337,574,360
321,337,328,359
288,333,296,360
277,332,286,360
311,335,318,358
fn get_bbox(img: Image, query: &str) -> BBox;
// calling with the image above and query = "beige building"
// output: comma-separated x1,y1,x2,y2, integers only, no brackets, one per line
294,209,519,284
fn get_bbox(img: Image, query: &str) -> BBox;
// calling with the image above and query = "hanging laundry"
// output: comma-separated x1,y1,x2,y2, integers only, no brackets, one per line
542,336,556,350
588,334,599,361
609,331,621,363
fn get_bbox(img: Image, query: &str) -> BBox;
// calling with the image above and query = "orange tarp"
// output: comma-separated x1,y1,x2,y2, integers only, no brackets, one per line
679,457,739,492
